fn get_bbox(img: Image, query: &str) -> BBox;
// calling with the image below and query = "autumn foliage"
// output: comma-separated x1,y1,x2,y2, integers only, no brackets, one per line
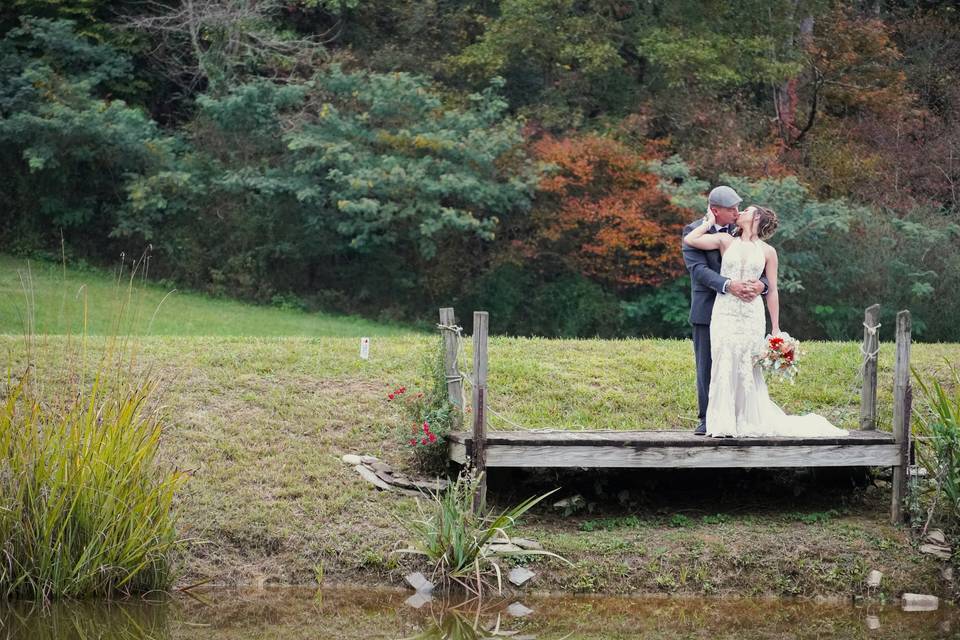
529,135,687,289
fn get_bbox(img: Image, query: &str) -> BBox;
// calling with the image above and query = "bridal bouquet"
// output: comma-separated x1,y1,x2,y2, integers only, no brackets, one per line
756,333,801,382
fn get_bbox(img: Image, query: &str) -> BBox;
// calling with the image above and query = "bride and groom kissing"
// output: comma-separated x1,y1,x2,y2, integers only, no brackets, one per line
682,185,847,439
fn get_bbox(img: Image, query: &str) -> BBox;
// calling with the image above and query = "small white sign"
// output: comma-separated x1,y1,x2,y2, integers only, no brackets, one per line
359,337,370,360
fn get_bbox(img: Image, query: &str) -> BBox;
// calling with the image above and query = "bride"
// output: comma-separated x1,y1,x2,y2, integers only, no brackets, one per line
683,205,848,438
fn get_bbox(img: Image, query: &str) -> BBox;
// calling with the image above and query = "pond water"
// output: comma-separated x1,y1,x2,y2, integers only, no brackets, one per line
0,588,955,639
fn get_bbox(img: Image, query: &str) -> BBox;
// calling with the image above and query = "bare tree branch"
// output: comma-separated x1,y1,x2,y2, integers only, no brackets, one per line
118,0,331,92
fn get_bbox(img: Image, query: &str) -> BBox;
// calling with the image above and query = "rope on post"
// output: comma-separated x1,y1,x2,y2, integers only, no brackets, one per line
860,321,882,362
438,316,542,433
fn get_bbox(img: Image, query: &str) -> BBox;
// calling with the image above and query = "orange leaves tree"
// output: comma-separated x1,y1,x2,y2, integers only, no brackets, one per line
527,135,688,291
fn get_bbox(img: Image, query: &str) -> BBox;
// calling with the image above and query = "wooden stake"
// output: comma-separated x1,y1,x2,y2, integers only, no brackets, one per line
891,309,912,524
471,311,489,514
439,308,463,419
860,304,880,430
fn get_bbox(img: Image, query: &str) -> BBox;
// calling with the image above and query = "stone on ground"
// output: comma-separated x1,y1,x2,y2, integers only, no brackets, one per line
918,543,952,560
508,567,535,586
925,529,947,545
486,543,523,554
370,461,392,474
354,465,392,490
507,602,534,617
866,570,883,588
404,572,434,593
512,538,543,551
901,593,939,612
341,454,362,465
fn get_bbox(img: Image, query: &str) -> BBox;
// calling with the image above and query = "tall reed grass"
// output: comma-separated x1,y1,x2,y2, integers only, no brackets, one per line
0,256,187,600
914,364,960,531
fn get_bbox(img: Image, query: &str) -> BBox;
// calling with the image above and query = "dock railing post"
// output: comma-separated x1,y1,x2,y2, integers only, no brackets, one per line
471,311,489,514
891,309,912,524
860,304,880,431
439,308,464,430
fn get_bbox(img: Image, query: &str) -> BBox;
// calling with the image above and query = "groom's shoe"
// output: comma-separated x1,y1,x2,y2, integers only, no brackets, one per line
694,422,707,436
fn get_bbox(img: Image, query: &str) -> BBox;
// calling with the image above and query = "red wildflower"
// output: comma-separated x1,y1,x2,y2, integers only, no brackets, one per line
388,393,395,400
421,438,429,445
409,438,417,446
428,433,437,443
399,386,406,393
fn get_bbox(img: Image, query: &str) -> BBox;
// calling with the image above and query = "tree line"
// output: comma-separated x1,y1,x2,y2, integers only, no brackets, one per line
1,1,958,340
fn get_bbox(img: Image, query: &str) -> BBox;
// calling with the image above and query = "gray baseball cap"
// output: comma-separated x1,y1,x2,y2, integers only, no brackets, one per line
708,185,742,208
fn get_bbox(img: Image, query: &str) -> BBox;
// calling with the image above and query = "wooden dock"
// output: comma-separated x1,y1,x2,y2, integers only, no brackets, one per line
448,429,898,469
438,305,914,522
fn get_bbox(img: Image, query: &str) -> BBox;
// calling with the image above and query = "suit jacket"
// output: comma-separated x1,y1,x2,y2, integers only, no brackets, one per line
681,220,769,326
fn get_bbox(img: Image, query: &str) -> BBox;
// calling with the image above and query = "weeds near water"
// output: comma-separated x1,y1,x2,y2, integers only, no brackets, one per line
913,364,960,532
396,472,567,597
0,254,187,601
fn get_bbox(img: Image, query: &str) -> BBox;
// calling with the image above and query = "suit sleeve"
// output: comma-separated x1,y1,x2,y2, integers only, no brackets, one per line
682,225,729,295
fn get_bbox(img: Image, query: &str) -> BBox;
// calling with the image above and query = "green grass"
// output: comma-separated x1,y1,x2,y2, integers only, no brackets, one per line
2,256,958,596
3,331,956,595
0,255,417,337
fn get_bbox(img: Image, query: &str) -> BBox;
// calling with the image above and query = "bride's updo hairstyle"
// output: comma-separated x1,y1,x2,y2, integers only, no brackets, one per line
754,206,779,240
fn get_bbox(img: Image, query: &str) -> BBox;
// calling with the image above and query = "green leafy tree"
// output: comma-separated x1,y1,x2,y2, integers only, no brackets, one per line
0,18,174,255
121,67,536,306
450,0,642,128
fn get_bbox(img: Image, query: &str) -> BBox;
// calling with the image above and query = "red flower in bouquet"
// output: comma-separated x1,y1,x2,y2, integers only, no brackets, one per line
756,333,802,382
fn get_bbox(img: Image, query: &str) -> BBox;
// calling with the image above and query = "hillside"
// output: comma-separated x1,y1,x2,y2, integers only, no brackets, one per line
0,256,416,337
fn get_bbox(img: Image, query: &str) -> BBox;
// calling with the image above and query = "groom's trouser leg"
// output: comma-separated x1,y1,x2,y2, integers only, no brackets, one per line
692,323,712,426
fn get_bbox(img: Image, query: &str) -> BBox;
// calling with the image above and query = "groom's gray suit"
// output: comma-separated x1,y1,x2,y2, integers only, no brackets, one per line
682,221,768,431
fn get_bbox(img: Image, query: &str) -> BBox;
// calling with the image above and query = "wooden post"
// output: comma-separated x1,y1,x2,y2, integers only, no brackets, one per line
860,304,880,430
438,308,463,415
471,311,489,514
891,310,912,524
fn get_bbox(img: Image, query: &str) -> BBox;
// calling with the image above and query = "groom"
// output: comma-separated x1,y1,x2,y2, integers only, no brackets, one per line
682,185,767,435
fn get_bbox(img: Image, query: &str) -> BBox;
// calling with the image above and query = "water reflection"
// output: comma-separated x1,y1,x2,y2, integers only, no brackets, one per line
0,588,955,640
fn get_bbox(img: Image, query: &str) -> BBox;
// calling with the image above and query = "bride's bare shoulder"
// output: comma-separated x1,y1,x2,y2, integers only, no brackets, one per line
759,240,777,257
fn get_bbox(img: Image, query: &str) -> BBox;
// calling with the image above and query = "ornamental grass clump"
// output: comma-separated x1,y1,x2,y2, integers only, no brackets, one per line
913,364,960,529
0,367,187,601
397,472,566,596
0,258,187,601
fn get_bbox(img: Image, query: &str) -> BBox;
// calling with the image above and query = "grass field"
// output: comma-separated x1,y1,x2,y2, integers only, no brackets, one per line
0,255,417,337
3,253,958,597
5,331,958,597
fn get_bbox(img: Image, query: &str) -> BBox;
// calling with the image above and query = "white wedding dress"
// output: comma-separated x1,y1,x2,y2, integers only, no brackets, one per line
706,238,848,438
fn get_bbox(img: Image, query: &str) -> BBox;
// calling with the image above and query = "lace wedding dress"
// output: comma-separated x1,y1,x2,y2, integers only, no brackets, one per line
706,238,848,438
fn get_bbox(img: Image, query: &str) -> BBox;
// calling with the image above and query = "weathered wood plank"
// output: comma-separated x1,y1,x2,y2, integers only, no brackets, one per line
860,304,881,430
450,442,899,468
892,310,912,524
471,311,489,512
448,430,894,448
439,307,463,412
450,440,467,465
